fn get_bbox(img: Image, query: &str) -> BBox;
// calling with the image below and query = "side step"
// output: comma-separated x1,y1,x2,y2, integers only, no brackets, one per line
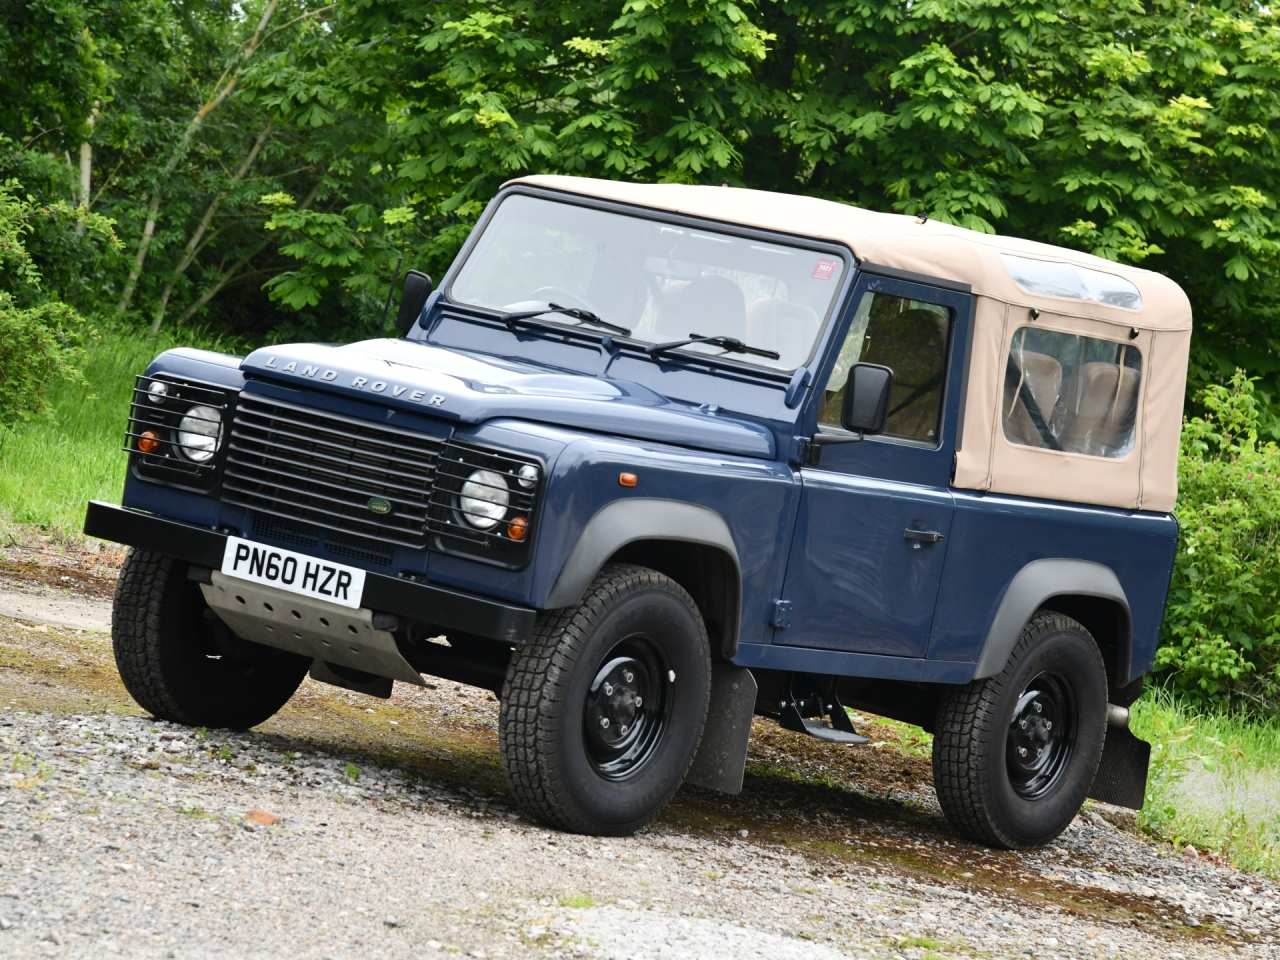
778,682,869,745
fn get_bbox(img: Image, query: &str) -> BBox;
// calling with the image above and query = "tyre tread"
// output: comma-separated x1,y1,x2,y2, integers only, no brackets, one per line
932,611,1105,849
499,563,709,835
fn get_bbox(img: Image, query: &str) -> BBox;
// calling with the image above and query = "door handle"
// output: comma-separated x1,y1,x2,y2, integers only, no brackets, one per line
903,529,944,543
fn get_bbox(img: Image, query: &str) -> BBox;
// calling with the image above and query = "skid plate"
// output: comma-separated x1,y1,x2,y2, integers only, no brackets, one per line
201,573,424,685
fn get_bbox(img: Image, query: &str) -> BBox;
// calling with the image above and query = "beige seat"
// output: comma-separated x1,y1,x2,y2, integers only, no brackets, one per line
1052,362,1141,457
1003,351,1063,448
746,299,820,368
653,274,747,342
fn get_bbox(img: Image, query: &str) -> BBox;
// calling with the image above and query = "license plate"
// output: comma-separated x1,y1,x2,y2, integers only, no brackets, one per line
220,537,366,609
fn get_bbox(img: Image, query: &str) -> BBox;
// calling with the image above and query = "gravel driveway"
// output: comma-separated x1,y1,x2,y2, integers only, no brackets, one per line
1,560,1279,960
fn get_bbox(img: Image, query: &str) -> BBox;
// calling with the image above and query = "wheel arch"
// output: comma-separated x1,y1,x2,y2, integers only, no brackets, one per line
544,499,742,659
973,558,1133,688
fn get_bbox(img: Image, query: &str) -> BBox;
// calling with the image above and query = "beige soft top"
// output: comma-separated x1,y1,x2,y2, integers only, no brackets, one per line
507,175,1192,512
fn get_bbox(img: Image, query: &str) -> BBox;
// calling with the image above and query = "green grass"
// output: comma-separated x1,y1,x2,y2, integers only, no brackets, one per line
1132,690,1280,876
0,325,243,537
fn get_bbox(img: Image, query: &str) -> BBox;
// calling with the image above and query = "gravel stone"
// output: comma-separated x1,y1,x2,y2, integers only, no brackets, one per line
3,707,1280,959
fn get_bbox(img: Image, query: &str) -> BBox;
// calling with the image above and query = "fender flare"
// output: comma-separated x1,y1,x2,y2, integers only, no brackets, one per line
973,558,1132,683
544,498,742,646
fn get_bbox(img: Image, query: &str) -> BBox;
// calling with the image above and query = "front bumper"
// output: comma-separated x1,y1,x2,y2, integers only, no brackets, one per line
84,501,537,644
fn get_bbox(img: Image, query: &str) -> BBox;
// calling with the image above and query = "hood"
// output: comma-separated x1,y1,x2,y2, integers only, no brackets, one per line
240,339,775,459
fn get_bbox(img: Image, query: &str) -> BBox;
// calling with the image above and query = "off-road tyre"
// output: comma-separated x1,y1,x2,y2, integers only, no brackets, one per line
500,564,712,835
932,611,1108,849
112,548,310,730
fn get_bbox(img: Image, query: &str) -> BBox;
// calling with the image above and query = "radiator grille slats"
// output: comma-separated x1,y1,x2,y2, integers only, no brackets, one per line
223,394,444,549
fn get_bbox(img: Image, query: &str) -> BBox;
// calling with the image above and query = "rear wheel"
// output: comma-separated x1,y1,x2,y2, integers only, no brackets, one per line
932,611,1108,848
112,548,310,730
499,564,711,835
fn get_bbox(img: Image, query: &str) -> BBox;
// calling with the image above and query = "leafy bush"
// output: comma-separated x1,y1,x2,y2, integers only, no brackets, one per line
1156,372,1280,711
0,176,114,427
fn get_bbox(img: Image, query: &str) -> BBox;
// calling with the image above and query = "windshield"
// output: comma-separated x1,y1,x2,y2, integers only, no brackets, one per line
449,194,846,370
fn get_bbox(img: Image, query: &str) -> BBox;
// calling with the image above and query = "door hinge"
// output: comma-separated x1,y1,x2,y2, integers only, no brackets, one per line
788,436,810,467
770,600,793,629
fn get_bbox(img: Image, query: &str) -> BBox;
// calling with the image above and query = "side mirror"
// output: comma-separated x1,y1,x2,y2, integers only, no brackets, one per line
841,362,894,435
395,270,433,336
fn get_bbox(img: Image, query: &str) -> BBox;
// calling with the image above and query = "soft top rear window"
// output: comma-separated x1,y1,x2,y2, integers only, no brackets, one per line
449,194,846,371
1001,254,1142,310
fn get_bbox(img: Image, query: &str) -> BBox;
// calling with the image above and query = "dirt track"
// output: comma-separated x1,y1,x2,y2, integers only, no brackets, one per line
1,550,1278,959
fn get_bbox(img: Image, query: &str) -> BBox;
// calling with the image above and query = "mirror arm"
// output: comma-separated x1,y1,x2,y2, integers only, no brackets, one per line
806,430,864,466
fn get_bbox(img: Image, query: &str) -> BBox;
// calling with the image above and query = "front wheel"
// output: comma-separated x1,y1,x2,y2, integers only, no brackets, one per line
112,548,310,730
932,611,1108,848
499,564,711,835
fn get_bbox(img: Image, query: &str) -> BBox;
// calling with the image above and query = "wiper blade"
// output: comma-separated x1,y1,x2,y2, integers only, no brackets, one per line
646,333,781,361
501,303,631,336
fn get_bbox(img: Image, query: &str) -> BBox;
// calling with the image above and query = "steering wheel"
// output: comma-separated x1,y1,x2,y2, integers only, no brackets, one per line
528,286,597,314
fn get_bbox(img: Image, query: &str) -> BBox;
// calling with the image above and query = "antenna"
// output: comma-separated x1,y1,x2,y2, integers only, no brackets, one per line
380,256,404,337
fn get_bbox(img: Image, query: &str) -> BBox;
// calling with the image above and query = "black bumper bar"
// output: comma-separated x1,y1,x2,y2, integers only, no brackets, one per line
84,500,537,644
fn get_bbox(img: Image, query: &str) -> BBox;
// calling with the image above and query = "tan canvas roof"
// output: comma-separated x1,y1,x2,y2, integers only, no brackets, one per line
506,175,1192,512
511,175,1192,332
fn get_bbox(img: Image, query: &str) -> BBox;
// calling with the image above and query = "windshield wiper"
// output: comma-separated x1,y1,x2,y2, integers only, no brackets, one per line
501,303,631,336
646,333,781,361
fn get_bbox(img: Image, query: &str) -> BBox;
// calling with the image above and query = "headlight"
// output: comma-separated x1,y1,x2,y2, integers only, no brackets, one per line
459,469,510,529
177,404,223,463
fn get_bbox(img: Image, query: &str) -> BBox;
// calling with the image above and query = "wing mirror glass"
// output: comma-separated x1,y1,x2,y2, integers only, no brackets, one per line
841,362,894,436
395,270,433,335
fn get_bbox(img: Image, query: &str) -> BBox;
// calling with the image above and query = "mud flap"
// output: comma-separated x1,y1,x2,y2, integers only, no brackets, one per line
684,664,756,795
1087,725,1151,810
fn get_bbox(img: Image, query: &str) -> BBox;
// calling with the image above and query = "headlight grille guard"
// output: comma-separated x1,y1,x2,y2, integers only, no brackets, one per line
124,374,235,493
426,441,542,569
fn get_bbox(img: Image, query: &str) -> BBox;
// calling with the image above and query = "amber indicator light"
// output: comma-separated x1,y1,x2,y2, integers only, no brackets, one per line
507,516,529,541
138,431,161,454
619,473,638,487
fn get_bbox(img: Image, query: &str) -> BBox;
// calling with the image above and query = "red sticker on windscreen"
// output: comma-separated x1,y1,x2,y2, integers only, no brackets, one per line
812,259,837,280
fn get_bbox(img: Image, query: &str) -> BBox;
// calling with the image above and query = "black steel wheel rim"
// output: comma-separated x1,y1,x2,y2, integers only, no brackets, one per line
583,636,672,781
1006,671,1076,800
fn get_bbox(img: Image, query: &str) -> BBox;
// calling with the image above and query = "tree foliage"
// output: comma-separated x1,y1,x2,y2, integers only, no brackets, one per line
6,0,1280,384
0,174,115,427
1158,372,1280,712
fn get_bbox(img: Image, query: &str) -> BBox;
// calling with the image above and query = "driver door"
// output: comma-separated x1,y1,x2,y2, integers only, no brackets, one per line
776,272,970,659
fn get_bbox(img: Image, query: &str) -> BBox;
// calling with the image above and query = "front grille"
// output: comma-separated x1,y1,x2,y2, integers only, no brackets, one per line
248,513,395,568
223,394,446,550
250,513,320,550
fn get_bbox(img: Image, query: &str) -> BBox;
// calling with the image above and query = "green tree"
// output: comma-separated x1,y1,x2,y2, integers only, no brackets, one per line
240,0,1280,402
1158,372,1280,712
0,174,116,426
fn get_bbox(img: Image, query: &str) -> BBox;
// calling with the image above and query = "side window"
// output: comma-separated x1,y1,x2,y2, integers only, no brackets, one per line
1003,327,1142,458
817,291,950,443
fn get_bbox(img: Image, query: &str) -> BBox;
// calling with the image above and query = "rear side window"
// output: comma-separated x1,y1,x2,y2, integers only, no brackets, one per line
818,291,950,443
1003,327,1142,458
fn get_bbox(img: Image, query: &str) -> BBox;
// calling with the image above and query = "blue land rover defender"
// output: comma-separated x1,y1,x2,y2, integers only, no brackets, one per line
85,176,1191,849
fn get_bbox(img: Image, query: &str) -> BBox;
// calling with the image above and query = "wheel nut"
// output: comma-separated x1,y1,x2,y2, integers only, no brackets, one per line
634,696,642,707
599,717,610,729
620,725,629,735
1036,747,1043,757
1045,720,1052,730
1020,719,1027,729
1034,701,1042,713
603,683,613,696
1018,747,1027,757
623,670,634,683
